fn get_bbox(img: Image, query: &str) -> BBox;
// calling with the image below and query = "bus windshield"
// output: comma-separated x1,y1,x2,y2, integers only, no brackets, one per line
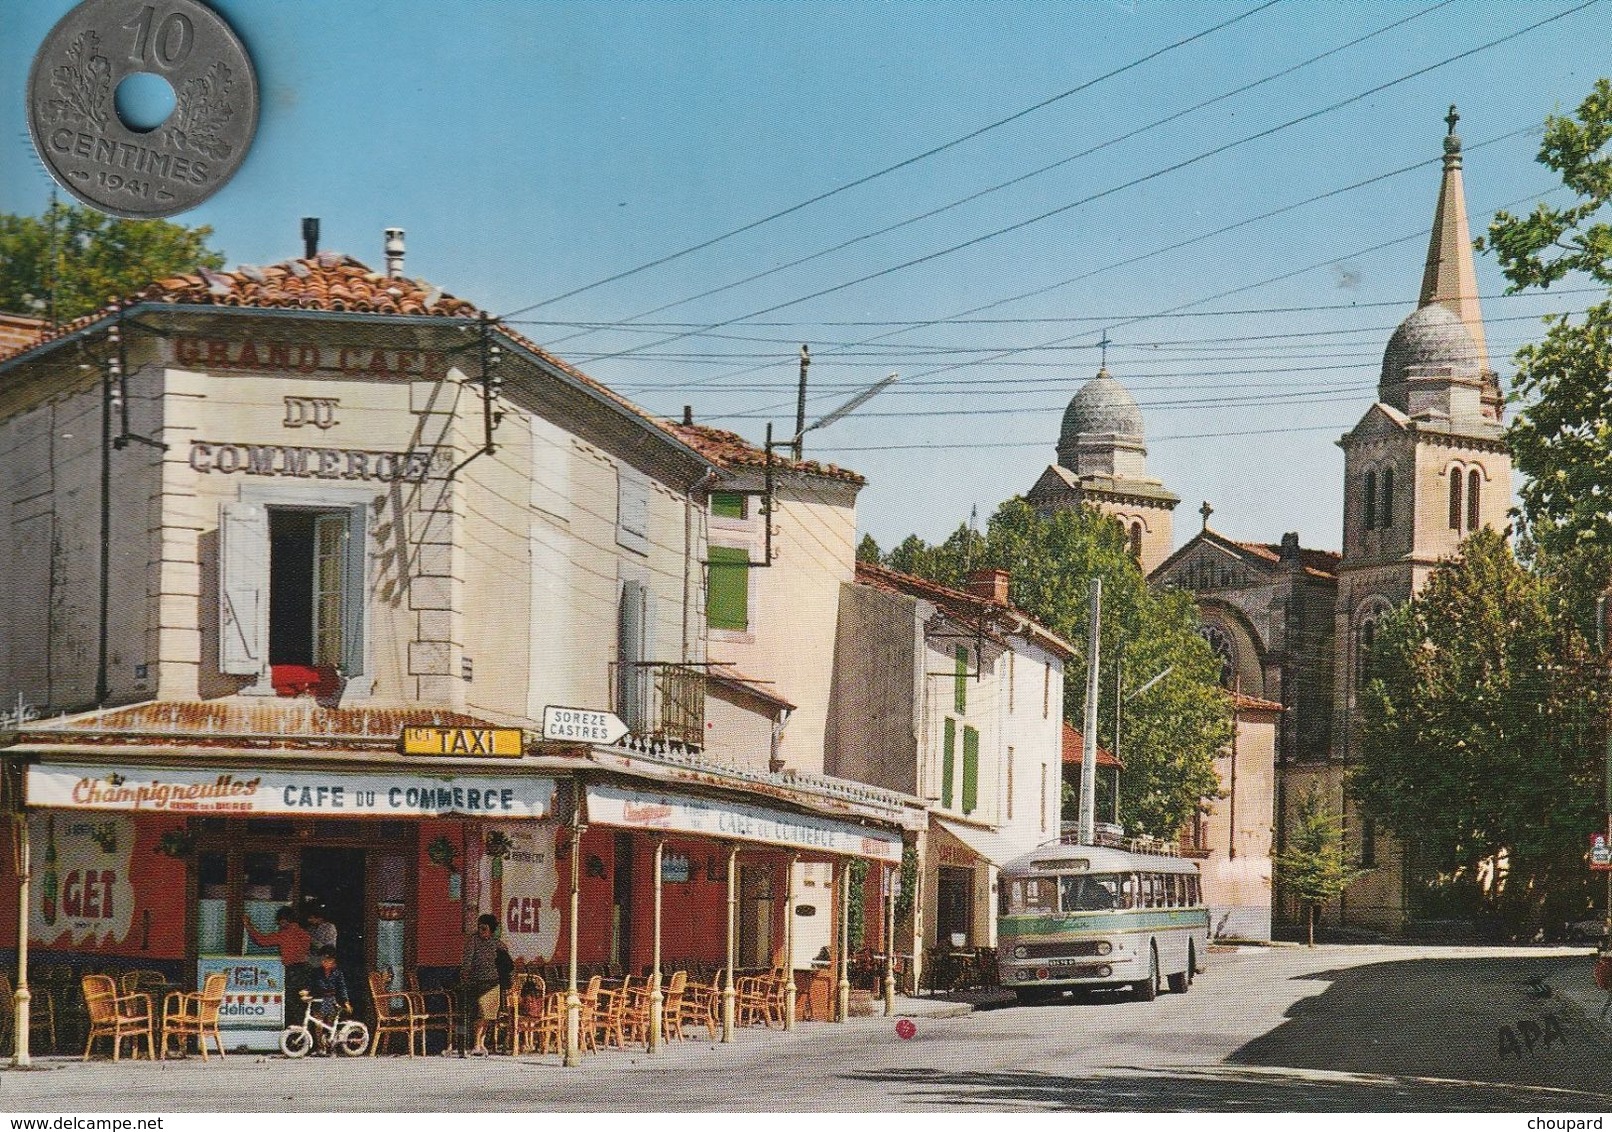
1058,873,1130,912
1002,877,1058,915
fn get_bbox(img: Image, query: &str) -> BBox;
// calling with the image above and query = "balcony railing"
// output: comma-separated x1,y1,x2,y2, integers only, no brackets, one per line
611,661,707,754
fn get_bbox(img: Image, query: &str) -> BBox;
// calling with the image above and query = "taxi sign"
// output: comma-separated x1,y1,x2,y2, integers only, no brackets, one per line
542,706,629,745
400,726,524,758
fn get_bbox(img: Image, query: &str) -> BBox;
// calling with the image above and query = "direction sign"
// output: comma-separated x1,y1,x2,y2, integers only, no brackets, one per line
542,706,629,745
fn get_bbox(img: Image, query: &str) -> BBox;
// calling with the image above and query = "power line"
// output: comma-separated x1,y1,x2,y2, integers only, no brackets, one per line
535,0,1458,351
567,1,1600,372
818,423,1355,452
495,0,1285,322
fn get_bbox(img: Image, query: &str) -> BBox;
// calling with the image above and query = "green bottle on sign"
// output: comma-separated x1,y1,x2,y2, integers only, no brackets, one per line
41,814,59,926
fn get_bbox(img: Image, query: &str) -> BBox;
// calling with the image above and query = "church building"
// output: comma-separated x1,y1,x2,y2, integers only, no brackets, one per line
1157,108,1513,933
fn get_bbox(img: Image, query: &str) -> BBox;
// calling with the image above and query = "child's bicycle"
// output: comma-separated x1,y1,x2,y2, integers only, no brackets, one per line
280,991,370,1057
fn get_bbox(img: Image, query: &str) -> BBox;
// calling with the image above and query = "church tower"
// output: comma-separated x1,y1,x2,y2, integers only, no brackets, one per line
1025,363,1179,573
1321,107,1514,928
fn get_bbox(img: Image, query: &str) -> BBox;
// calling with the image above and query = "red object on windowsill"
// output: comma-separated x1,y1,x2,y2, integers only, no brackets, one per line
271,664,341,698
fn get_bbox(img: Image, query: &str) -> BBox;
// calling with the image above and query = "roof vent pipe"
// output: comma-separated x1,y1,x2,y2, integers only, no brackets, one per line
384,227,406,279
301,217,320,260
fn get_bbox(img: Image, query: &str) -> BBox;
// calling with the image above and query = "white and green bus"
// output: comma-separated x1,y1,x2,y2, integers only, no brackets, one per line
996,842,1209,1004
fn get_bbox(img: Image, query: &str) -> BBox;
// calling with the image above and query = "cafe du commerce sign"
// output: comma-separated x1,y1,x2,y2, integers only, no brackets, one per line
27,764,555,819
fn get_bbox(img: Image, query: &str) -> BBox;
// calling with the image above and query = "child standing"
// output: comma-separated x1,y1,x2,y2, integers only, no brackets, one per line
308,945,351,1054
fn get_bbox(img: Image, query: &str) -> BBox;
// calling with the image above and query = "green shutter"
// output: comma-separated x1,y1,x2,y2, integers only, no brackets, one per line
711,492,745,520
941,718,956,809
961,725,979,814
954,645,968,714
706,546,749,631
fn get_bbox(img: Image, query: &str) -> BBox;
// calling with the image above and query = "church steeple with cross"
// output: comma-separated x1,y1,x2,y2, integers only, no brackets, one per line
1418,103,1491,375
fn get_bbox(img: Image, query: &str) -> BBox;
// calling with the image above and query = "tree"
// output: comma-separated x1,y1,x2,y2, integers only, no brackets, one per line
1480,79,1612,584
1276,788,1365,946
1350,529,1604,934
877,498,1228,837
0,200,224,323
855,534,882,564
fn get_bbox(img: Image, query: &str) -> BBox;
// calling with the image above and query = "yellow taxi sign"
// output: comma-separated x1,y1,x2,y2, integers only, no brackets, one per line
401,726,525,758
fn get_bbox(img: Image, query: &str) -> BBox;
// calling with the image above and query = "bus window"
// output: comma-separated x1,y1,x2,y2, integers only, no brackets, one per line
1060,874,1119,912
1166,875,1180,907
1005,877,1057,915
1120,874,1138,909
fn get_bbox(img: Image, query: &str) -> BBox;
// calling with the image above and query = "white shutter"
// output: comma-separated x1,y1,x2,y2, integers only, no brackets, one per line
616,466,649,554
219,502,270,675
530,416,573,521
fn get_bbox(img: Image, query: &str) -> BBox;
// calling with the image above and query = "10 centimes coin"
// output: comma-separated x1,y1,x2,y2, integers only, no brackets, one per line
27,0,258,218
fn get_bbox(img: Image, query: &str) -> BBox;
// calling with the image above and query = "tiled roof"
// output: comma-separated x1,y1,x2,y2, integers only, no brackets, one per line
1062,722,1121,768
1231,539,1340,579
664,422,866,485
0,254,713,465
1228,690,1285,713
855,560,1077,659
0,312,46,353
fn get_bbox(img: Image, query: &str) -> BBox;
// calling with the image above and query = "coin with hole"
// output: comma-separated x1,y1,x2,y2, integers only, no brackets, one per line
27,0,258,218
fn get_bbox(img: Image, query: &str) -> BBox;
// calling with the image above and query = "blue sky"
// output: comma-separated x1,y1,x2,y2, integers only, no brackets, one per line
4,0,1608,553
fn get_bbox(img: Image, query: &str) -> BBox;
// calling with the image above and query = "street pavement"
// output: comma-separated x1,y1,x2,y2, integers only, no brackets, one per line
3,944,1610,1112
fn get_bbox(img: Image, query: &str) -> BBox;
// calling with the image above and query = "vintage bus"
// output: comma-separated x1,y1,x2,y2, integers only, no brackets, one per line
996,842,1209,1004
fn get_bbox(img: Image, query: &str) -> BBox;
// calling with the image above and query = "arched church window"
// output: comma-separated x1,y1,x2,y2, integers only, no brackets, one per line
1467,468,1481,531
1199,625,1236,689
1379,466,1394,529
1448,468,1464,531
1129,521,1143,560
1357,620,1377,690
1363,470,1377,530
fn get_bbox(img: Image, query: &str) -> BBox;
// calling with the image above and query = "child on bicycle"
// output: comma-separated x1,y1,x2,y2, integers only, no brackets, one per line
308,945,352,1054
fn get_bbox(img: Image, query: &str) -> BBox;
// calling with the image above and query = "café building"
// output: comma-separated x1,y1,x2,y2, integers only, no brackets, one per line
0,238,919,1058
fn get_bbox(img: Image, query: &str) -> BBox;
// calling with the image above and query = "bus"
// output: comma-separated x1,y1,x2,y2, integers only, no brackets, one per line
996,841,1209,1004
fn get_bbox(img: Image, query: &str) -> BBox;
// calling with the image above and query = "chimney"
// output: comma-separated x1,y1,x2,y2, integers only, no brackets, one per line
965,567,1010,605
682,405,694,427
301,217,320,260
384,227,406,279
1279,532,1300,561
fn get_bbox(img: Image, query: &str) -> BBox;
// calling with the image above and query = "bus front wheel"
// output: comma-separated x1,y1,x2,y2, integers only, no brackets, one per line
1134,945,1159,1002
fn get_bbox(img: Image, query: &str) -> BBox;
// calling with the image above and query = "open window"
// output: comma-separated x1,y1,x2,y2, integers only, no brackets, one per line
219,501,366,692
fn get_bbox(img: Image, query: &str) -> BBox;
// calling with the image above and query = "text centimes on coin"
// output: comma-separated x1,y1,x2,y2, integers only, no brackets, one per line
47,129,210,185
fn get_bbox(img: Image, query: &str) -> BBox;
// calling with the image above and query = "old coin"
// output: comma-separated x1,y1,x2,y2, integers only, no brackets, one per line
27,0,258,218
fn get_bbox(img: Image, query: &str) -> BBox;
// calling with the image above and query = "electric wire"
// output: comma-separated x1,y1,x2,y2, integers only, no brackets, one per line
495,0,1285,321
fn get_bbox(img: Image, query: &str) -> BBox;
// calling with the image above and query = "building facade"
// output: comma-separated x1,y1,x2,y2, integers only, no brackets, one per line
827,562,1071,964
0,240,918,1056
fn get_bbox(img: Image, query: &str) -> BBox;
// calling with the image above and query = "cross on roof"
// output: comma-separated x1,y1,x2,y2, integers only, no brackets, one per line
1445,104,1459,135
1098,330,1112,370
1199,500,1213,530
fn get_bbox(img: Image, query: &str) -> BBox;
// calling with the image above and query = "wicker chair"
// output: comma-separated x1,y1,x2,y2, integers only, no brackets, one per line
367,970,424,1056
0,973,58,1056
405,970,457,1054
160,972,227,1060
81,974,154,1060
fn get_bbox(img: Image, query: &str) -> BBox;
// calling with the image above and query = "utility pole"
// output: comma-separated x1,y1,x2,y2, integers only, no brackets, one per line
793,345,809,461
1601,591,1612,934
1079,578,1102,845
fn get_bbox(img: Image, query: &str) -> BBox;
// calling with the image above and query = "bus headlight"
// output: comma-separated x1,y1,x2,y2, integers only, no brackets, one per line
1097,965,1111,978
1096,941,1112,955
1013,945,1027,959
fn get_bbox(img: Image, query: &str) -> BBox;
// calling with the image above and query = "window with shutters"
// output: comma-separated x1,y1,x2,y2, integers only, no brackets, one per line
960,725,979,814
1449,468,1464,531
616,465,650,554
1467,468,1481,531
941,717,956,809
218,501,366,687
710,492,747,520
1362,470,1376,531
706,545,750,633
1379,466,1394,528
617,578,654,731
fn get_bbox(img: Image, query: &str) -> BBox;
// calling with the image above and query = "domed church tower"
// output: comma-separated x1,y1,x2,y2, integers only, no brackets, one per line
1026,363,1179,574
1308,107,1514,931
